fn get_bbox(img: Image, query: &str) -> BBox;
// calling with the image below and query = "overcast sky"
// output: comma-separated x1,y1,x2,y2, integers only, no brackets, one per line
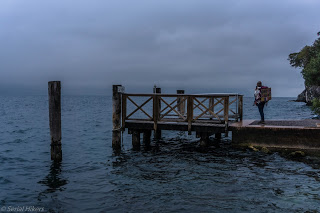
1,0,319,96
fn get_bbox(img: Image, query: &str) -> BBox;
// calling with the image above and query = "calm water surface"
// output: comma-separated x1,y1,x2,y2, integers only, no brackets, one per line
0,96,319,212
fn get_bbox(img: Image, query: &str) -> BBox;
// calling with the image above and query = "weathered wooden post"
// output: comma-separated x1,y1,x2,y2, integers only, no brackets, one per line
132,130,141,150
112,85,122,150
143,130,151,146
154,87,161,139
199,132,209,147
209,97,214,119
177,90,185,115
187,96,193,135
238,95,243,121
224,96,229,137
48,81,62,161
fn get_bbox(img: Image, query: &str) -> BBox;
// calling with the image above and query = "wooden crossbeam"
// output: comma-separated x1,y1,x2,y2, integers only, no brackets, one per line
160,97,186,120
229,98,237,106
193,98,208,112
193,98,221,122
126,96,153,120
206,100,224,119
160,98,178,113
216,107,224,115
214,98,224,106
230,109,236,114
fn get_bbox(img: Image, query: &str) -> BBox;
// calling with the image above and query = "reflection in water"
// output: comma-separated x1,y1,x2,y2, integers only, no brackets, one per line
38,161,68,194
36,161,69,212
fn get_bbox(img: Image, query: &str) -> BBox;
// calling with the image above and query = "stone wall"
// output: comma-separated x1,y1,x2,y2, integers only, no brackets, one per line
232,126,320,150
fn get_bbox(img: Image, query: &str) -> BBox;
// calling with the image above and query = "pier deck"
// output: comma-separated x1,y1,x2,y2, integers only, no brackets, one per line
125,120,227,133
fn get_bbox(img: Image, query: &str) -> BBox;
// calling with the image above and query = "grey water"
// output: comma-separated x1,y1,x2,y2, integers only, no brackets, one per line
0,96,319,212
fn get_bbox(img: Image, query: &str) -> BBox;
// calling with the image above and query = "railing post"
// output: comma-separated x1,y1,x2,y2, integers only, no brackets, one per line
224,96,229,137
187,96,193,135
153,94,159,138
122,94,127,129
154,87,161,139
155,87,161,115
48,81,62,161
209,97,214,119
177,90,185,116
238,95,243,121
112,85,122,150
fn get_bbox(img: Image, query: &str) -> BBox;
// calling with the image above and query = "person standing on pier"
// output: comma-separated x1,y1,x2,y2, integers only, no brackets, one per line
254,81,266,124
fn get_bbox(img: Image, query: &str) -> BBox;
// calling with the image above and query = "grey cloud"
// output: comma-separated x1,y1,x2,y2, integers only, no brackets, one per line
1,0,319,96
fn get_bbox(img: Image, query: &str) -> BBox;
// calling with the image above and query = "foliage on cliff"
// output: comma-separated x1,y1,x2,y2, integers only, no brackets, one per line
289,32,320,114
288,36,320,86
311,98,320,115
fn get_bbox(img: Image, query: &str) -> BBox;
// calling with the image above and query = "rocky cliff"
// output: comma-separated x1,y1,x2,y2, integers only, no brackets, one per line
297,86,320,105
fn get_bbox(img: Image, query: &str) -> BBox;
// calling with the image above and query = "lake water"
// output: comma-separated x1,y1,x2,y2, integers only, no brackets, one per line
1,96,319,212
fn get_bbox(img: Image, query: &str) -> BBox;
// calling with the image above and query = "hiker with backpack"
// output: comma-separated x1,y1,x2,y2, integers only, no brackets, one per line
254,81,271,124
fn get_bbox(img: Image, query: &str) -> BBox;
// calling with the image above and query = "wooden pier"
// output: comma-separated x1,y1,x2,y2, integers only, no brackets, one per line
112,85,320,152
112,85,243,149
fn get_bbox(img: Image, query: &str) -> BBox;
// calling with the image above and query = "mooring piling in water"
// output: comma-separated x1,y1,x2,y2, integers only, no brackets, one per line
48,81,62,161
143,130,151,146
131,130,141,150
112,85,123,150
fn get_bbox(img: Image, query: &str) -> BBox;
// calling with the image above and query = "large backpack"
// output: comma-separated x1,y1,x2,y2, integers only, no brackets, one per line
260,86,272,102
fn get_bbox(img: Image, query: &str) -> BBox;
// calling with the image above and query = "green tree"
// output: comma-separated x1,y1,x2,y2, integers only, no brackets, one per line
289,32,320,115
288,37,320,86
312,98,320,115
303,53,320,85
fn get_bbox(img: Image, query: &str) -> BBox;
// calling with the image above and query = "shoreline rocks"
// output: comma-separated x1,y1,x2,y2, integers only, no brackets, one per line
296,86,320,105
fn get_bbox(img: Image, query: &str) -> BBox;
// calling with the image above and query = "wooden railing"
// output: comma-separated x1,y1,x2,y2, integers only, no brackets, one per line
122,93,243,132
